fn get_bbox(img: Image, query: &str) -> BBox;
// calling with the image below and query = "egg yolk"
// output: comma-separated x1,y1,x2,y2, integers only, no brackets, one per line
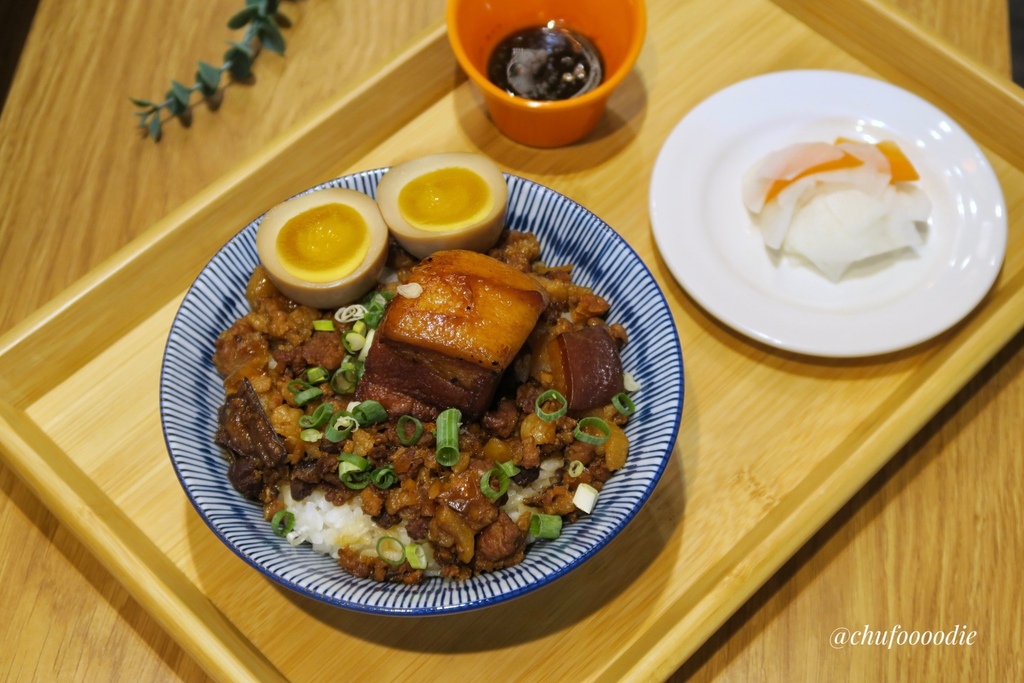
397,167,492,232
275,203,370,283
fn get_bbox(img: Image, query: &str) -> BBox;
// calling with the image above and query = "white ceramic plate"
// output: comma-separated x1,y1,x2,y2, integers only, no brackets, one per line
649,70,1007,357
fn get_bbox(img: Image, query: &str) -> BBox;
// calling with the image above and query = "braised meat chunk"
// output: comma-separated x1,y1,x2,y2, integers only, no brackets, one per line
548,326,624,412
357,250,547,419
215,378,287,499
474,512,526,572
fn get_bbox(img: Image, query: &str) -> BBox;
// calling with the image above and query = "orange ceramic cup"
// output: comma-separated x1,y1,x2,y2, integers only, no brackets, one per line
447,0,646,148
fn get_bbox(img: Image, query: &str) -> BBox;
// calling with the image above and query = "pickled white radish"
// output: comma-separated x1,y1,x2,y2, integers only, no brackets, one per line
742,139,931,280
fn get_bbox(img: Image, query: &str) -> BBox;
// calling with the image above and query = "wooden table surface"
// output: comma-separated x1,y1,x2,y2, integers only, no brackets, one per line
0,1,1019,681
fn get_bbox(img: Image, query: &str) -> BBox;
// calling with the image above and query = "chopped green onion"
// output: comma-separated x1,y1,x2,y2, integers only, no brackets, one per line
623,371,641,392
330,363,359,395
351,400,387,425
434,408,462,467
611,392,636,416
535,389,568,422
340,470,370,489
376,536,406,566
480,466,510,500
306,366,329,384
529,513,562,539
370,465,398,489
337,457,370,489
405,543,427,570
324,412,355,443
358,327,376,362
338,452,371,472
288,378,325,404
298,402,335,429
287,379,311,394
497,460,520,477
342,330,365,353
567,459,585,477
300,428,322,442
293,387,322,406
396,415,423,446
313,319,335,332
334,304,367,324
361,290,394,328
574,416,610,446
353,320,367,336
573,483,600,513
397,282,423,298
271,510,295,537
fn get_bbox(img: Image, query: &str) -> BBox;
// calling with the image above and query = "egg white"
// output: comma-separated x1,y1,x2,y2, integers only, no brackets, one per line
376,152,507,258
256,187,389,309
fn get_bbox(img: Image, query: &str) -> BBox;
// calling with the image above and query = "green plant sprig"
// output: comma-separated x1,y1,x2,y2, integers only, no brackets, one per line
131,0,290,141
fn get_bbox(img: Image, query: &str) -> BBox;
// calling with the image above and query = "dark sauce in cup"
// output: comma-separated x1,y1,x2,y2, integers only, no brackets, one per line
487,23,604,101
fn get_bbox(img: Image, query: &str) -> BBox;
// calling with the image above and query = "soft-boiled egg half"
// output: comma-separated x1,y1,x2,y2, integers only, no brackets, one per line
375,152,507,258
255,187,389,309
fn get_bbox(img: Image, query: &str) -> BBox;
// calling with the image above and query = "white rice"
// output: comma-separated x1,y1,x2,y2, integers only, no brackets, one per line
502,456,562,524
280,455,565,569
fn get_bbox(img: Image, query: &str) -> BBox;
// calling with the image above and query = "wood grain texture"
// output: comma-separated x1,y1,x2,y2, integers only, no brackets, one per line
0,0,446,335
773,0,1024,170
672,330,1024,682
889,0,1011,73
671,2,1024,680
0,0,1021,682
0,1,443,681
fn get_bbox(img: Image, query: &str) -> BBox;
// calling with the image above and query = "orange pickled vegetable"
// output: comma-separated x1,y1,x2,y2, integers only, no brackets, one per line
763,151,863,205
834,137,920,182
874,140,920,182
764,139,921,206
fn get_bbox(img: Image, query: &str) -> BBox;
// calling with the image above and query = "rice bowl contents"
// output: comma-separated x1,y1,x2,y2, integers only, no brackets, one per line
212,229,635,583
277,454,565,577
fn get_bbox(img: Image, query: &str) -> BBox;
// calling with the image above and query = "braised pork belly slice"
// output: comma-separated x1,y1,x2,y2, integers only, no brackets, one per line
356,249,547,419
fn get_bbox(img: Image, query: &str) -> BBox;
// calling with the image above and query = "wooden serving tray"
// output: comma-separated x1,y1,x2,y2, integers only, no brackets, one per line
1,0,1022,680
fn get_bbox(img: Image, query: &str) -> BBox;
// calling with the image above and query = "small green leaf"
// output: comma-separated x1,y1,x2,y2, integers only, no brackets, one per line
135,0,294,141
148,114,162,141
170,80,192,107
197,78,216,98
258,20,286,55
225,48,252,79
227,6,257,29
196,61,222,95
166,90,186,115
197,61,222,85
226,40,252,57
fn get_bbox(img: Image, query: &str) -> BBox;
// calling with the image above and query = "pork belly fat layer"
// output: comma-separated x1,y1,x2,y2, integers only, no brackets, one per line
358,337,502,419
358,249,547,418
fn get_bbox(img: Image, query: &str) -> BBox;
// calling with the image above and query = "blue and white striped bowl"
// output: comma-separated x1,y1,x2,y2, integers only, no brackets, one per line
160,171,684,615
